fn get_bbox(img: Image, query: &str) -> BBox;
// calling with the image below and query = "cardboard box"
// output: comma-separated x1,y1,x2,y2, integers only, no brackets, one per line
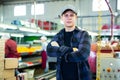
0,69,15,78
0,61,4,70
4,77,16,80
4,58,18,69
0,54,4,60
0,42,5,45
0,44,5,47
0,39,6,42
0,47,5,52
0,44,5,46
0,39,5,51
0,51,5,54
0,78,4,80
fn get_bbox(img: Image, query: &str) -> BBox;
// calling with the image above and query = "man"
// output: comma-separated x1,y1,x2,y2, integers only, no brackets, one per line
47,5,91,80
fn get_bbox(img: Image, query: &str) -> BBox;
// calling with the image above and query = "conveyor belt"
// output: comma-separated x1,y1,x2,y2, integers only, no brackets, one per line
35,70,56,80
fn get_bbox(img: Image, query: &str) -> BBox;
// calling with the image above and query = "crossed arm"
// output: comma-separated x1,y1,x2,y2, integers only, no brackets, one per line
47,32,90,62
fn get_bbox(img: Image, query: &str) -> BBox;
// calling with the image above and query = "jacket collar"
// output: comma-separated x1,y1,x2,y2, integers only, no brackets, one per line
60,26,80,33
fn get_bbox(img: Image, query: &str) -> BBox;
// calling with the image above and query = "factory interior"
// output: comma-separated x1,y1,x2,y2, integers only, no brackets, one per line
0,0,120,80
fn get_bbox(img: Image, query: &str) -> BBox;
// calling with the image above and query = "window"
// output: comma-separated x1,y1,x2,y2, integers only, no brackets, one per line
117,0,120,10
14,5,26,16
31,3,44,15
92,0,109,11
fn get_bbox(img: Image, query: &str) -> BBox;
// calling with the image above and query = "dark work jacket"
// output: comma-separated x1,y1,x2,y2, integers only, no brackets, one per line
47,27,91,80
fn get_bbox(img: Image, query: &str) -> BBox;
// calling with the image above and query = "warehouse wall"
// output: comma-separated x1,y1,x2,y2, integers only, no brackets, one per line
0,0,120,32
0,4,3,22
1,1,76,24
78,0,116,16
78,0,119,31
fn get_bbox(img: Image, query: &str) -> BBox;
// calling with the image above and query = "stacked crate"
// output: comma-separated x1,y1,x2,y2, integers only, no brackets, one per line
0,39,5,80
0,39,18,80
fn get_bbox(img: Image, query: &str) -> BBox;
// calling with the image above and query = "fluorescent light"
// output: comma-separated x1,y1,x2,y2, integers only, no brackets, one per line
38,30,50,35
50,32,57,35
0,23,17,29
88,31,98,36
38,30,56,36
0,32,24,37
19,27,37,33
0,32,9,36
11,33,24,37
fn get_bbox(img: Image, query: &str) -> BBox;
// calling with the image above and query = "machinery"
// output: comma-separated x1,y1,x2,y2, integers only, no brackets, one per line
99,53,120,80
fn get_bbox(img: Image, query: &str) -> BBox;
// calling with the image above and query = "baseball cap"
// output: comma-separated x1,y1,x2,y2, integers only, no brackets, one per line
59,5,77,16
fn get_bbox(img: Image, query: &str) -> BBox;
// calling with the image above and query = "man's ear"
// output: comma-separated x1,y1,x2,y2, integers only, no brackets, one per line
60,15,63,19
60,16,64,24
76,15,78,18
60,16,63,21
58,15,60,18
77,16,78,18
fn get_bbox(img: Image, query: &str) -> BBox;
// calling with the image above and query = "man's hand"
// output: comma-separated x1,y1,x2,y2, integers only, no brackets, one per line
73,47,78,52
51,41,59,47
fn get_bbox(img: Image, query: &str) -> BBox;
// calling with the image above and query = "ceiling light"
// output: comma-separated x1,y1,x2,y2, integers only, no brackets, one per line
11,33,24,37
38,30,50,35
88,31,98,36
0,23,17,29
19,27,37,33
38,30,56,36
0,32,9,36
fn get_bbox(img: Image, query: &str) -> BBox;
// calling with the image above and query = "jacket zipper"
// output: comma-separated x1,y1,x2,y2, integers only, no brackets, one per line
70,31,74,47
77,63,81,80
71,32,80,80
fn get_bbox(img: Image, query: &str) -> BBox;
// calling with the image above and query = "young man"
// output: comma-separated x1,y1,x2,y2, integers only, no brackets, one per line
47,5,91,80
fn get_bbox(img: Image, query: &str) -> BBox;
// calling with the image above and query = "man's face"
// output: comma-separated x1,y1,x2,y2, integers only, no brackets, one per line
61,11,77,28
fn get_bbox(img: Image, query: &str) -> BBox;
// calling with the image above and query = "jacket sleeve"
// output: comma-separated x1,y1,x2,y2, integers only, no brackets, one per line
66,31,91,62
47,34,72,57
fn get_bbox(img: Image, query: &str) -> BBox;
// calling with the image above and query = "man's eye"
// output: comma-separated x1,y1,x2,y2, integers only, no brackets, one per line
64,14,68,17
70,14,74,17
64,14,74,17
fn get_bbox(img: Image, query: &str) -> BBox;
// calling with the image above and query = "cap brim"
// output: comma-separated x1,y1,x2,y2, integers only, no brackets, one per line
59,5,77,16
61,9,77,15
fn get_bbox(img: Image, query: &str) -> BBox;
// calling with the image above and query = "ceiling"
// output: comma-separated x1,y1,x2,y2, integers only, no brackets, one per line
0,0,72,36
0,0,70,5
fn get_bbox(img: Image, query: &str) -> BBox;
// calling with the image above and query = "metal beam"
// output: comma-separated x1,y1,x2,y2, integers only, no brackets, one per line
1,0,70,5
